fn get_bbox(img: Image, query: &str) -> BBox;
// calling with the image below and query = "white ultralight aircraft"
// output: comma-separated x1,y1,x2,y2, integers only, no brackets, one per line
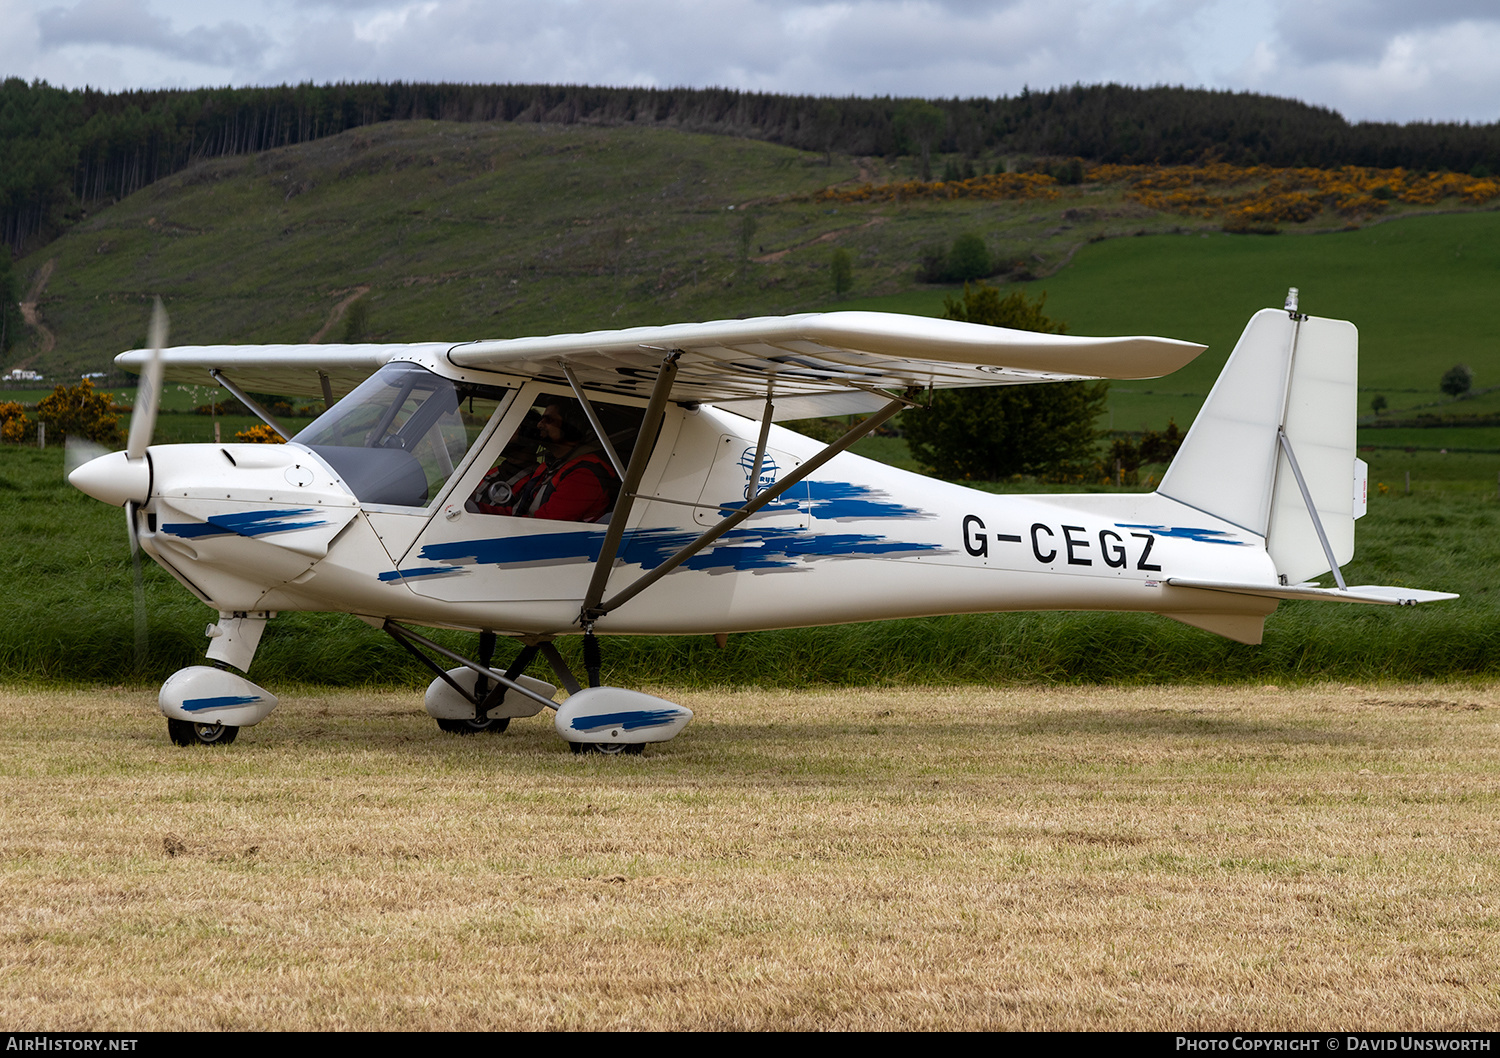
70,290,1455,751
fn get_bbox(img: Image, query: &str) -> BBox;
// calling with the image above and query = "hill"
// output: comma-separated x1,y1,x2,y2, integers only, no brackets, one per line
7,79,1500,256
8,120,1499,445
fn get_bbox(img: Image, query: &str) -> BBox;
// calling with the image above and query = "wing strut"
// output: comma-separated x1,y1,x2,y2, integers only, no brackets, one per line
560,361,627,479
210,368,292,440
578,351,683,624
582,395,908,623
746,387,774,502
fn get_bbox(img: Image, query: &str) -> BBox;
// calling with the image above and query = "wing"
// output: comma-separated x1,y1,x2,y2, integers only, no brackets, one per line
116,311,1205,418
447,311,1205,419
115,343,450,400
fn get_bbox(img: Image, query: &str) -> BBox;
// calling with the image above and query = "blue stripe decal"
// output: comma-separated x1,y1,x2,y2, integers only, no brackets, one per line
568,708,687,733
379,566,464,582
1116,523,1248,545
163,508,328,540
417,524,947,577
182,694,261,712
804,481,928,520
714,481,930,521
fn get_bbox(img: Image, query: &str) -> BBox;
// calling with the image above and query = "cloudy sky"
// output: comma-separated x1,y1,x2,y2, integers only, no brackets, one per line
3,0,1498,124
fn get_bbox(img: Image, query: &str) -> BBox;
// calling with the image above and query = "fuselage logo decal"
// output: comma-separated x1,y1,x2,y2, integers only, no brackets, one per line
737,448,780,499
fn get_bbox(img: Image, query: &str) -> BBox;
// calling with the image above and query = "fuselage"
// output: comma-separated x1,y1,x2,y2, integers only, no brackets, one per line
123,358,1278,638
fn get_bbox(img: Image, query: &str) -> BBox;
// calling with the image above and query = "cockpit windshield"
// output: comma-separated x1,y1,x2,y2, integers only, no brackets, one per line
293,363,508,507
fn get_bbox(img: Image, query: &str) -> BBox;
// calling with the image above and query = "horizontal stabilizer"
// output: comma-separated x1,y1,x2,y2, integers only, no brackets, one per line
1168,578,1458,606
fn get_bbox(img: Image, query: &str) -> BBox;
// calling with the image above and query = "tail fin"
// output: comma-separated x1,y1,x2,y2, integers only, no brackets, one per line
1158,306,1360,583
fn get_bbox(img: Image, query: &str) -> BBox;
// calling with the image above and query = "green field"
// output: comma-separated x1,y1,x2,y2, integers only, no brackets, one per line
4,122,1497,687
2,442,1494,689
837,211,1500,434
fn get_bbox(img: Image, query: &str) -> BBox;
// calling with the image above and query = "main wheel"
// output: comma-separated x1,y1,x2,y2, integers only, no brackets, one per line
436,716,510,735
569,741,644,756
166,718,239,746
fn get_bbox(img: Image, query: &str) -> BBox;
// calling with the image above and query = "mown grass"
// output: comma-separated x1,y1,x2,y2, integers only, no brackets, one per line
2,444,1492,688
2,682,1496,1029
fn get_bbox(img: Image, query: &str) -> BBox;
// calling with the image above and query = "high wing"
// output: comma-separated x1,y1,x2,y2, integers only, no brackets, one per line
116,311,1205,417
115,342,447,401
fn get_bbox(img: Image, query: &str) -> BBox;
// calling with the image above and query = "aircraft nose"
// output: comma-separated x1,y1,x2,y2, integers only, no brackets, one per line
69,450,151,507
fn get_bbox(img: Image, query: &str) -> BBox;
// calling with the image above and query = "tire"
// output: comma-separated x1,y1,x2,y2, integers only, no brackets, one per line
570,741,644,756
436,716,510,735
167,718,239,746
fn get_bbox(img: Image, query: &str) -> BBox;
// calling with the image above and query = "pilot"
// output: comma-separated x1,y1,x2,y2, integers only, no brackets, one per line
471,413,542,514
483,401,620,522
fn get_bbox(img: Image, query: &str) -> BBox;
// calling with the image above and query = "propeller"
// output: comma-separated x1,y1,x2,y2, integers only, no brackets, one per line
127,297,167,460
64,299,169,671
125,298,167,670
127,498,148,667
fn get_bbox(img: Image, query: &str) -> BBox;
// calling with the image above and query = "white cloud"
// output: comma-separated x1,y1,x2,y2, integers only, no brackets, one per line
1242,6,1500,121
36,0,270,68
3,0,1497,123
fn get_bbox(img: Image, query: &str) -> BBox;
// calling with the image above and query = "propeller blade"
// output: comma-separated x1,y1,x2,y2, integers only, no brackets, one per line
64,436,110,479
126,500,148,668
126,298,167,461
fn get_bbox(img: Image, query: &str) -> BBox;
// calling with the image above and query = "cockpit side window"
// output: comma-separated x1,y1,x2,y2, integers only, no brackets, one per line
468,391,646,524
293,363,507,507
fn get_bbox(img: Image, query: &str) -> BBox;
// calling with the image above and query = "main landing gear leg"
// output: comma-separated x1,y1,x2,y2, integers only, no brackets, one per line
439,630,509,735
383,622,557,737
570,627,635,754
583,627,602,689
384,620,694,755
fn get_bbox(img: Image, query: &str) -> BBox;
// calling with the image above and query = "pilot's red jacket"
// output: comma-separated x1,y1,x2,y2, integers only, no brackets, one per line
482,451,618,523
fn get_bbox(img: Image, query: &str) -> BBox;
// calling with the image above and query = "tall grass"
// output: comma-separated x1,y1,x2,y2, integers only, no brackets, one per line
4,445,1494,688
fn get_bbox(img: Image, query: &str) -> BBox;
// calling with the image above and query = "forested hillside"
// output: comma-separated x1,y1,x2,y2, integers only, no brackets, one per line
5,79,1499,255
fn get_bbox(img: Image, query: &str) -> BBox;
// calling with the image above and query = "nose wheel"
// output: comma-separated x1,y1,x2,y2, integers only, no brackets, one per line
166,718,239,746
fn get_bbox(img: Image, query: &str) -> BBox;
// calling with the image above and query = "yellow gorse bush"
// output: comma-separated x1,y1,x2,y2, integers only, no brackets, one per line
35,380,123,446
0,401,30,444
1088,162,1500,225
810,162,1498,226
234,424,286,444
814,171,1061,205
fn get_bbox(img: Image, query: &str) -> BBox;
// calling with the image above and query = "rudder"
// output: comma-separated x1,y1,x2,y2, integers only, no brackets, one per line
1158,305,1359,583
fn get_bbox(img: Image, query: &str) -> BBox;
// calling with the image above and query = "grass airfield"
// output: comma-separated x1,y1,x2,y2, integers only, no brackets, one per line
4,123,1499,1027
2,682,1497,1030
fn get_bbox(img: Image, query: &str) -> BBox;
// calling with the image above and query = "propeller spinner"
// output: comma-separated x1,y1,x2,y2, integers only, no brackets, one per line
67,298,165,507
